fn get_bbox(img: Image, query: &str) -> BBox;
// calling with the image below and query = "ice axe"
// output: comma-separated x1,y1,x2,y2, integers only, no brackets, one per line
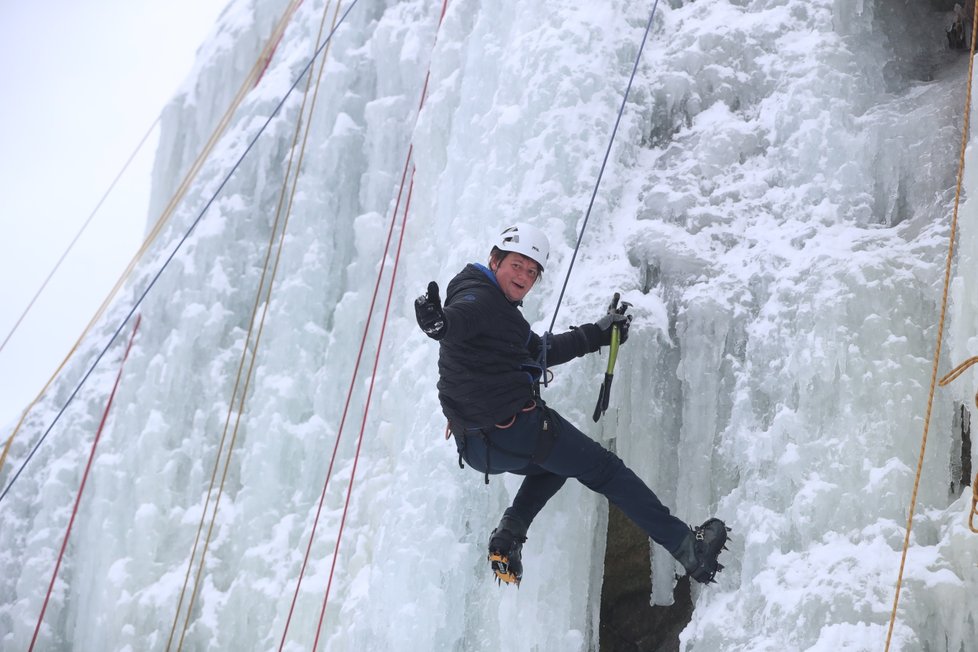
593,293,631,422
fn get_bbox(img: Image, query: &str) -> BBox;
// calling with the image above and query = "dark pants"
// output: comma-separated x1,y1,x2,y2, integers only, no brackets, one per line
456,406,690,554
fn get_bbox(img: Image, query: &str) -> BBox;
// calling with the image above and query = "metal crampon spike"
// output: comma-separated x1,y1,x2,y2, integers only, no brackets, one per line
489,553,521,586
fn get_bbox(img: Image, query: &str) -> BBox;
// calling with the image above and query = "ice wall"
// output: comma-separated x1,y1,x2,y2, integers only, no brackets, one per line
3,0,978,650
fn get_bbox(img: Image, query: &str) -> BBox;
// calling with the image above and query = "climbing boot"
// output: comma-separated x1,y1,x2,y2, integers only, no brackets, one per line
672,517,730,584
487,514,528,586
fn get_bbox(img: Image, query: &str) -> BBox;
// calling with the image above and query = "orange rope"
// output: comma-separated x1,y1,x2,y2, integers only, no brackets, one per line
280,2,450,648
312,168,416,652
0,432,15,483
938,356,978,409
971,469,978,534
938,356,978,532
884,8,978,650
0,0,305,483
167,2,340,649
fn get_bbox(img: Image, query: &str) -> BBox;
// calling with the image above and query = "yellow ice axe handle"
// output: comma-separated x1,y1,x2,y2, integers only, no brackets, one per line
592,313,622,423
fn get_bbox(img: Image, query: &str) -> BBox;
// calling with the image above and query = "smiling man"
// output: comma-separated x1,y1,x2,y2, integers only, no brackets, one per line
415,223,728,587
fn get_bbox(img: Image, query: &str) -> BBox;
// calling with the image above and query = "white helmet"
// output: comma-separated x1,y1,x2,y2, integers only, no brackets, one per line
494,223,550,270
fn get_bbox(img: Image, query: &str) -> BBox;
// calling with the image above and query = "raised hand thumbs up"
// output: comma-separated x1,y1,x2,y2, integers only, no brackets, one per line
415,281,446,340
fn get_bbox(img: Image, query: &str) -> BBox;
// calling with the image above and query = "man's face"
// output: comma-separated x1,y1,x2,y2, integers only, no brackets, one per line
492,252,540,302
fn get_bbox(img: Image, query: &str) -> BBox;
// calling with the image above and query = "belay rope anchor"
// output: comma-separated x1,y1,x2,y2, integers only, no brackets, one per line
593,292,630,422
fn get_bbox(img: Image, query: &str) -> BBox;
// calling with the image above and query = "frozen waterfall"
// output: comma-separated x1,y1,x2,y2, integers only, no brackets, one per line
4,0,978,650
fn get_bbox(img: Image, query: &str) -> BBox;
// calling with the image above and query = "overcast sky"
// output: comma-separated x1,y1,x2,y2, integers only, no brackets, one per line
0,1,230,427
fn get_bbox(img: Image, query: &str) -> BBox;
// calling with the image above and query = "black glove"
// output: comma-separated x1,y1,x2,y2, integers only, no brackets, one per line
415,281,447,340
595,312,631,346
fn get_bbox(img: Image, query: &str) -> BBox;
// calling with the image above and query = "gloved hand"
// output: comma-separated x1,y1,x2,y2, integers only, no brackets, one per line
415,281,447,340
595,311,631,346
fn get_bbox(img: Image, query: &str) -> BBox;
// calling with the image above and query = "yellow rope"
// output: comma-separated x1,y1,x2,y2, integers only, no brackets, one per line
939,356,978,409
0,0,304,483
884,9,978,650
167,3,342,649
0,432,14,478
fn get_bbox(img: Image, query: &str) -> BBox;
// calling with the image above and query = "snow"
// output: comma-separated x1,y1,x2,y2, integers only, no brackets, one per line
3,0,978,650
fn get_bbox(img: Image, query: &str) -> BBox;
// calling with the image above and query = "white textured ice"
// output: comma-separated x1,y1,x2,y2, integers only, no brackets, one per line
3,0,978,650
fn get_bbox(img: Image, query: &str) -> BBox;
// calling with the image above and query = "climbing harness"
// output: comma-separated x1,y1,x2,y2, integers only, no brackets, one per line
450,401,557,484
885,4,978,649
8,1,664,646
593,292,631,422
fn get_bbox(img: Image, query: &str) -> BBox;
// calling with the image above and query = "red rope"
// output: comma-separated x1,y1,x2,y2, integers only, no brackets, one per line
312,168,415,652
415,0,450,112
277,1,450,647
29,314,142,652
255,0,306,88
277,142,413,650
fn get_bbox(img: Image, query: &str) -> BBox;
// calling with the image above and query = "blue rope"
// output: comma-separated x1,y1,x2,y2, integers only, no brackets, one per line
0,0,363,506
547,0,660,334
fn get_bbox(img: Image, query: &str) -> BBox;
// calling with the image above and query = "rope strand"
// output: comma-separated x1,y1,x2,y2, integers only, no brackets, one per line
278,142,412,649
548,1,659,333
279,2,450,646
28,315,141,652
0,0,361,508
0,118,158,358
312,168,416,652
883,5,978,648
168,3,347,649
938,356,978,532
0,0,307,487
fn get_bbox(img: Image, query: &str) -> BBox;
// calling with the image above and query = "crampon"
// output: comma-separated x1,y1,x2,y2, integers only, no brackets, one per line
677,517,731,584
488,550,521,586
488,526,525,586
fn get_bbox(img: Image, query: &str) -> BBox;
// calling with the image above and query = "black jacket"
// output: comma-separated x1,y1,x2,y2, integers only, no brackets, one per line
437,263,603,428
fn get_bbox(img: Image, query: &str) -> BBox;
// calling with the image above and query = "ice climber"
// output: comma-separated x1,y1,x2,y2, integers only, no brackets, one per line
414,223,729,586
